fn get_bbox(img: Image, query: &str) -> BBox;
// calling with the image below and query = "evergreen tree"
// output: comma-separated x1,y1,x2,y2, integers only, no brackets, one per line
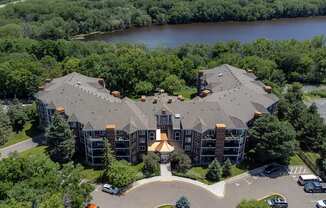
0,108,12,145
176,196,190,208
170,151,191,173
206,159,222,182
103,139,115,173
223,158,232,177
46,113,75,163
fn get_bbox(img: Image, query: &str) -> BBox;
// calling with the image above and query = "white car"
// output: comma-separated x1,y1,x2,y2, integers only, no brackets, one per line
102,184,120,195
316,200,326,208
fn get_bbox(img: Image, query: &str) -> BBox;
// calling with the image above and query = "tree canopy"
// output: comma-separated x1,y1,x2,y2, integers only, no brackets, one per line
248,115,297,164
0,153,93,207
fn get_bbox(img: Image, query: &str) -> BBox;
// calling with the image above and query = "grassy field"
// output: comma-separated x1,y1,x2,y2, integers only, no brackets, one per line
0,122,37,148
289,153,305,165
19,145,47,158
174,164,247,185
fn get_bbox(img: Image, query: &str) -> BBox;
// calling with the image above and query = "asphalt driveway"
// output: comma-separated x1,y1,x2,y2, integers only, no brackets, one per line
92,165,326,208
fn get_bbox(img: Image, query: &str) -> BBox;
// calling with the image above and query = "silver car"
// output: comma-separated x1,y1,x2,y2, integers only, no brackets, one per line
102,184,120,195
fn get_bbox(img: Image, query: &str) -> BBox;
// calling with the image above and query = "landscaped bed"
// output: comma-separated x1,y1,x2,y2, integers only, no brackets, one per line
157,205,174,208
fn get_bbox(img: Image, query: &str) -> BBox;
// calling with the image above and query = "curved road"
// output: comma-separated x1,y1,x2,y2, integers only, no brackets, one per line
92,167,323,208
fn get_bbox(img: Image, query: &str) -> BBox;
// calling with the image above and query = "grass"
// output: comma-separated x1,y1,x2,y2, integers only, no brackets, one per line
289,153,305,165
19,145,47,158
303,151,320,165
174,87,197,100
80,168,104,182
173,164,248,185
0,122,36,148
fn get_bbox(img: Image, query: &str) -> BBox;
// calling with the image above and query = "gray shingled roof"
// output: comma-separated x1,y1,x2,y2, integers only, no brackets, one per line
35,65,278,132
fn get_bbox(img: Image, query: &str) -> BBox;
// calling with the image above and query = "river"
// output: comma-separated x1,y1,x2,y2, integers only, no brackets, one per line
87,16,326,47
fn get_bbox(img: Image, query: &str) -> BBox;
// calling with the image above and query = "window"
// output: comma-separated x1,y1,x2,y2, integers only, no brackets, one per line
149,131,155,140
185,130,192,135
174,131,180,140
138,130,146,135
139,137,146,144
185,137,192,143
185,145,191,151
139,146,146,151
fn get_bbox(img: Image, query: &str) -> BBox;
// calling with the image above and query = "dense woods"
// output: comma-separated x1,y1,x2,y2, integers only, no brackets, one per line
1,0,326,39
0,36,326,99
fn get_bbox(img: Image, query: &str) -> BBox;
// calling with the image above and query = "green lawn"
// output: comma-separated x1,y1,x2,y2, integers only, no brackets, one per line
19,145,47,158
174,87,197,100
303,151,320,165
174,164,248,185
289,153,305,165
80,168,104,182
0,122,36,148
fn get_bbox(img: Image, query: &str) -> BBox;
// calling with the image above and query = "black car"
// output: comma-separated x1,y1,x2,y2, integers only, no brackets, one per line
263,164,284,175
267,197,288,208
304,181,326,193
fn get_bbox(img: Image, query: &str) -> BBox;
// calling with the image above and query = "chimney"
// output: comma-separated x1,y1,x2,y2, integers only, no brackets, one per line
98,78,105,87
215,123,226,162
38,86,45,91
254,111,262,118
111,91,120,98
247,69,253,73
153,98,158,104
45,78,52,83
167,98,172,103
56,106,65,113
263,86,272,93
141,96,146,102
200,89,210,97
105,124,116,146
177,95,184,101
105,124,116,131
159,89,165,94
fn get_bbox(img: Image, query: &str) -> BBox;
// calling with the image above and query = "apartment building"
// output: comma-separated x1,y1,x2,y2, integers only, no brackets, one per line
35,64,278,166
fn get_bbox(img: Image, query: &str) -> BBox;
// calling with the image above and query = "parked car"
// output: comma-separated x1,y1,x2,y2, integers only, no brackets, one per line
298,174,321,185
263,164,284,175
266,197,288,208
304,182,326,193
102,184,120,195
316,200,326,208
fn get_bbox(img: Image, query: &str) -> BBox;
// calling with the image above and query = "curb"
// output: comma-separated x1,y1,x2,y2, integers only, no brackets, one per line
0,138,33,151
257,192,287,201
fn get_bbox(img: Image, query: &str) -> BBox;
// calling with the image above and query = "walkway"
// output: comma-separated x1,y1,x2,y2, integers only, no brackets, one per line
126,162,225,197
0,135,43,159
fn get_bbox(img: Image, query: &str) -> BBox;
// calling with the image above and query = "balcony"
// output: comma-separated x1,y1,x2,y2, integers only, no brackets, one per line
224,148,239,155
201,140,216,147
201,148,216,156
115,141,129,148
224,140,240,147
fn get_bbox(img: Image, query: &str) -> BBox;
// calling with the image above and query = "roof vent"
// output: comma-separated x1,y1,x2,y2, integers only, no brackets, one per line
153,98,158,104
98,78,105,87
141,96,146,102
45,78,52,83
218,73,223,77
175,114,181,118
167,98,172,103
177,95,184,101
247,69,253,73
159,89,165,94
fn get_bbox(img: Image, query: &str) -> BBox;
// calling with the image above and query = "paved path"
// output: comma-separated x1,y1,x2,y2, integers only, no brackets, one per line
160,163,172,177
0,135,43,159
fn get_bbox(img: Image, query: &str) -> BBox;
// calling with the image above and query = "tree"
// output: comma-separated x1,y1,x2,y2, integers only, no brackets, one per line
248,115,297,164
8,103,28,133
170,151,191,173
46,113,75,163
223,158,232,177
135,81,154,95
160,75,186,94
206,159,222,182
142,152,160,176
0,108,12,145
237,199,269,208
176,196,190,208
103,139,115,170
105,160,137,188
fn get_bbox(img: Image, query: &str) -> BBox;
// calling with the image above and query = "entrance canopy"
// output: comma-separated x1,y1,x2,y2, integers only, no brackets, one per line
148,132,174,153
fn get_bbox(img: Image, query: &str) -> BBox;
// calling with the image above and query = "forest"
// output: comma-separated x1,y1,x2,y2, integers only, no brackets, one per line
1,0,326,39
0,36,326,99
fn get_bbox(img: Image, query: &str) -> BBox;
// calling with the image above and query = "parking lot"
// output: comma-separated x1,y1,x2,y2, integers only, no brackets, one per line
92,165,326,208
226,165,325,208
